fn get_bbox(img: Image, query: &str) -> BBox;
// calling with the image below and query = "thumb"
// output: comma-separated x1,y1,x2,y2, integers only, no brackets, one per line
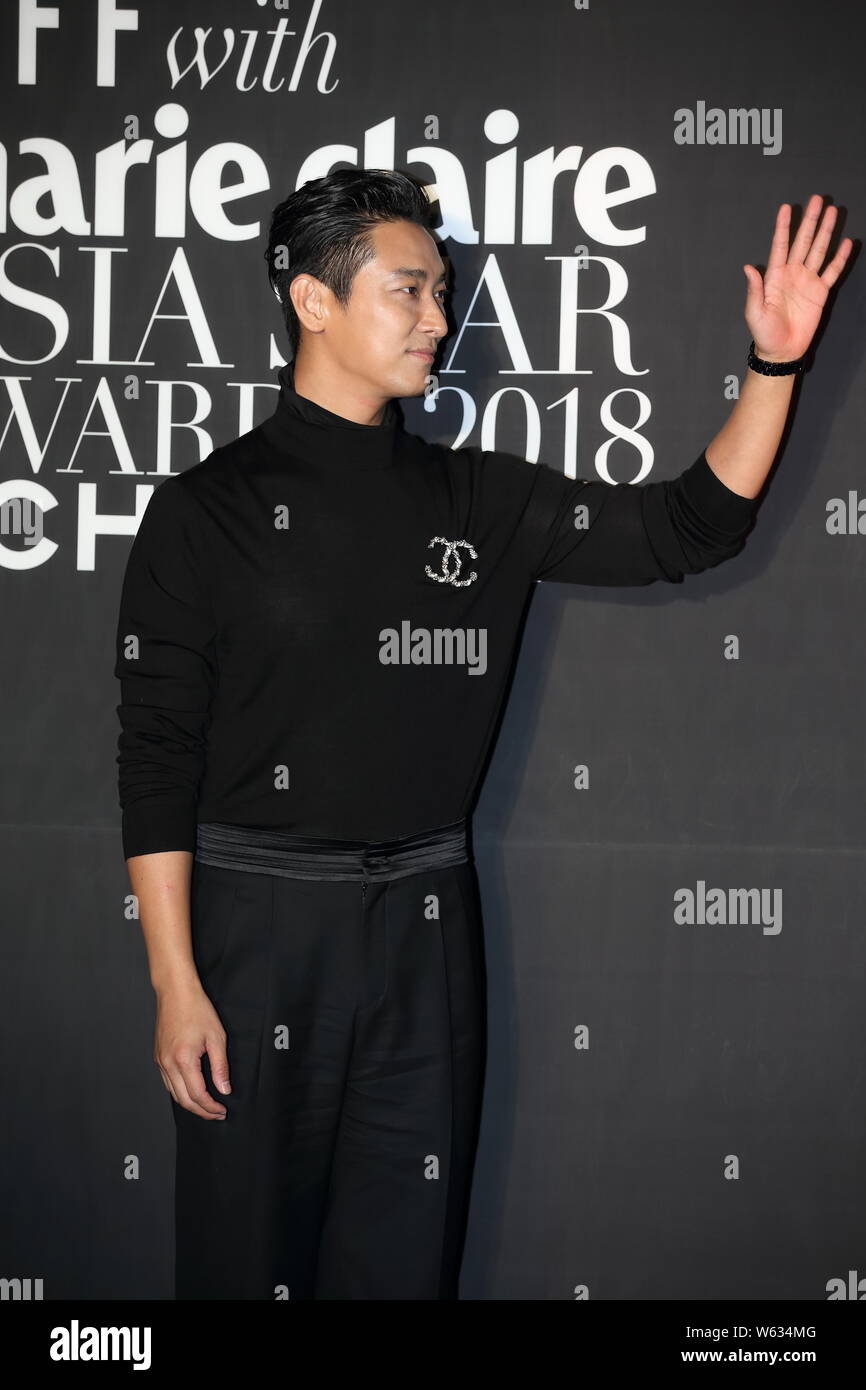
208,1039,232,1095
743,264,764,321
743,264,763,297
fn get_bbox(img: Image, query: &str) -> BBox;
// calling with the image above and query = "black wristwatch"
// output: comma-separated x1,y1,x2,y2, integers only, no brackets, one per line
747,339,807,376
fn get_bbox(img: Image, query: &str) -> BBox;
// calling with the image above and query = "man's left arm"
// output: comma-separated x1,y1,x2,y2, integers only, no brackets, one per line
517,193,853,588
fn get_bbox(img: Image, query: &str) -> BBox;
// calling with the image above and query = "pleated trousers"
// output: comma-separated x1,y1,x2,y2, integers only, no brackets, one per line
171,818,487,1300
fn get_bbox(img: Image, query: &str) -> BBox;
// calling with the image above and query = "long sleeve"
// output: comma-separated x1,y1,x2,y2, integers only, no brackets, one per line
114,475,218,859
488,448,761,587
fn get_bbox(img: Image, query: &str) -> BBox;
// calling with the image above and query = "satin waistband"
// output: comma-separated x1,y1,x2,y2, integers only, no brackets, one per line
194,818,470,883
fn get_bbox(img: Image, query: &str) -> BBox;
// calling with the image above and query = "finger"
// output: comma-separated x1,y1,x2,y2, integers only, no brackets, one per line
179,1052,229,1117
803,202,838,273
766,202,791,273
207,1032,232,1097
818,236,854,290
788,193,825,265
172,1052,228,1119
171,1066,227,1119
156,1061,180,1107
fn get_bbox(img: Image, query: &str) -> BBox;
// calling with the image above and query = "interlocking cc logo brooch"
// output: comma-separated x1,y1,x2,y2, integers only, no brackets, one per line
424,536,479,588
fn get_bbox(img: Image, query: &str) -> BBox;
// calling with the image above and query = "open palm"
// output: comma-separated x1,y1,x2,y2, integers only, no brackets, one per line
744,194,853,362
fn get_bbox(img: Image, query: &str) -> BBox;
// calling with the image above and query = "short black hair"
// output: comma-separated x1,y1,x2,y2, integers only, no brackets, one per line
264,167,441,359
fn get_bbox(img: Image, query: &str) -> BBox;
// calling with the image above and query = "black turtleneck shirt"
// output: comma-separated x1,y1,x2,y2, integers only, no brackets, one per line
113,362,761,859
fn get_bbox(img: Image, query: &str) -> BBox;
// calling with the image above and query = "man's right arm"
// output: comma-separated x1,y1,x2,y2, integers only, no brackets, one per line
127,849,231,1119
114,475,217,859
127,850,199,995
114,476,228,1120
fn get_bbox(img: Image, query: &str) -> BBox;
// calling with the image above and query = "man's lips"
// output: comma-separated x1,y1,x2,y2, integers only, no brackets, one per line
409,349,434,360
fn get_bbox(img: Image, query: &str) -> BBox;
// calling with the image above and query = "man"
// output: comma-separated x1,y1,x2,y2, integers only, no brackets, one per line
114,168,850,1300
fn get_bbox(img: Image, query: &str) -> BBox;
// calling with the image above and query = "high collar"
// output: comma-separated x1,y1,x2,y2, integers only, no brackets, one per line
259,359,400,470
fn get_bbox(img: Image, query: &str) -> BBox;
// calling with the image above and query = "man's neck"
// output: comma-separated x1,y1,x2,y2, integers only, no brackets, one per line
291,356,390,427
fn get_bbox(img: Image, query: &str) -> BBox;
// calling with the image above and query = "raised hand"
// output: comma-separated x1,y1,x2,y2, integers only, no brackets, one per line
744,194,853,362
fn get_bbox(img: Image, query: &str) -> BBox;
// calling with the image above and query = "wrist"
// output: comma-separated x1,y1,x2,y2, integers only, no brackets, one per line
752,346,790,364
152,962,203,998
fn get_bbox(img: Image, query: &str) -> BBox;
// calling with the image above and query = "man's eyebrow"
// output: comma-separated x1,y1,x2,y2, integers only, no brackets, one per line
386,266,448,284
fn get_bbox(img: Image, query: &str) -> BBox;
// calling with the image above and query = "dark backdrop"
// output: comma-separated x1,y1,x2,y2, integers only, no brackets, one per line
1,0,863,1300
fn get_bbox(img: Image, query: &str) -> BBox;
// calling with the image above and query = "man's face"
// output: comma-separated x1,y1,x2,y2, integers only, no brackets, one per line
296,218,449,400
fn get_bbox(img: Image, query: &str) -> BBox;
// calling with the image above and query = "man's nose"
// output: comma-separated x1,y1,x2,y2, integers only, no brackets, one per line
418,299,447,336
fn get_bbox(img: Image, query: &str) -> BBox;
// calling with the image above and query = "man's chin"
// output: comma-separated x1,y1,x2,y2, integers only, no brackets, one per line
403,355,436,395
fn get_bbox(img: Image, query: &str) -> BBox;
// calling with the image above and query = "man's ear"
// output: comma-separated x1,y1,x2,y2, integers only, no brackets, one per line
290,273,328,336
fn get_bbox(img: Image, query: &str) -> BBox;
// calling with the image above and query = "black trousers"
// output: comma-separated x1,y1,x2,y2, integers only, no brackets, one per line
171,820,487,1300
